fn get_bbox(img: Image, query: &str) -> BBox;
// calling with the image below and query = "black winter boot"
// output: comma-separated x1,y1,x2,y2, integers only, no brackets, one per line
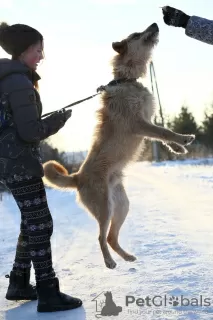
5,270,37,300
36,277,82,312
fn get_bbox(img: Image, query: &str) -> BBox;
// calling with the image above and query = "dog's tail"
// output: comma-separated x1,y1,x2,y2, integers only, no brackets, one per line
43,160,78,190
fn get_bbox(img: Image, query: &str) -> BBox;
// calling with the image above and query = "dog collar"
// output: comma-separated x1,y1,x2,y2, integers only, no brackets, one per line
96,78,137,93
107,78,137,86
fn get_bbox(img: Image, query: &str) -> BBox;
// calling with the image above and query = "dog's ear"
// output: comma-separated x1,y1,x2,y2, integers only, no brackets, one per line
112,40,127,54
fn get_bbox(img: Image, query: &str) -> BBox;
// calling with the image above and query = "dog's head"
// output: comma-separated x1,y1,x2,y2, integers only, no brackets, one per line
111,23,159,79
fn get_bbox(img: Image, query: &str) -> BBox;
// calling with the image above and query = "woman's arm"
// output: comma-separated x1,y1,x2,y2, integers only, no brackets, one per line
185,16,213,45
2,73,71,143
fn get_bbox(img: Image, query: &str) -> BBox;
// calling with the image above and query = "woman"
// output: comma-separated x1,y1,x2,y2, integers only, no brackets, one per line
0,22,82,312
162,6,213,45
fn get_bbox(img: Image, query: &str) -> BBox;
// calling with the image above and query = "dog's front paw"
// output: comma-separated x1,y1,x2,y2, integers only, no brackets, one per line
182,134,195,146
164,142,188,154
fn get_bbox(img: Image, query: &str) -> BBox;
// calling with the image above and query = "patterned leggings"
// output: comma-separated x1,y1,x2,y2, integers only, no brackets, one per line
4,175,56,282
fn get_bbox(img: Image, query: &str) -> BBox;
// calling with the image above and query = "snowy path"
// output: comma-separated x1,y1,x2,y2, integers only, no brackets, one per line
1,160,213,319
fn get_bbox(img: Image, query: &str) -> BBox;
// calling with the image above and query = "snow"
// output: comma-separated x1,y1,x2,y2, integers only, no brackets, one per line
1,158,213,319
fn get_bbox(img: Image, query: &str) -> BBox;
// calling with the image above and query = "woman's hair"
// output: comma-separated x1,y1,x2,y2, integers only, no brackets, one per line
34,81,39,91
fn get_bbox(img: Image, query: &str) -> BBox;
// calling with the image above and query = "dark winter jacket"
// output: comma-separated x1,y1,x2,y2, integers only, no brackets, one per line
185,16,213,45
0,58,66,180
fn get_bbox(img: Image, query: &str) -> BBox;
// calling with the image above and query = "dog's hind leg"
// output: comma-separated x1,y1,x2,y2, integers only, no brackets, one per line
98,206,117,269
107,184,136,262
137,121,195,147
91,188,117,269
77,184,116,269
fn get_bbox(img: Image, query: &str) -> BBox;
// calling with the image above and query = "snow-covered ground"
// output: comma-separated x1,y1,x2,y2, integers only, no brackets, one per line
1,158,213,320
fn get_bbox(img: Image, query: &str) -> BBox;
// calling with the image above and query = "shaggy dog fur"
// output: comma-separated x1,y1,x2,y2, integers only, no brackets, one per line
43,23,195,269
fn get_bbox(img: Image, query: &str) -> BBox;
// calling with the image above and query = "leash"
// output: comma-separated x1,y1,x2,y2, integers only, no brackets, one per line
41,91,101,118
41,78,136,119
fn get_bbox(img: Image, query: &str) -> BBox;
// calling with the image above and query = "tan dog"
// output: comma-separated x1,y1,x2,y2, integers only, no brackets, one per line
43,23,195,269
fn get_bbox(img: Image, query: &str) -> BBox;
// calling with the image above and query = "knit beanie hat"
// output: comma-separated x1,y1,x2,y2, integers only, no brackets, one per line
0,22,43,57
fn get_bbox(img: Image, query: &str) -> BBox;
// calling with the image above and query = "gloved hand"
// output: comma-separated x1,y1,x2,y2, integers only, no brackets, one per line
162,6,190,28
44,108,72,136
57,108,72,123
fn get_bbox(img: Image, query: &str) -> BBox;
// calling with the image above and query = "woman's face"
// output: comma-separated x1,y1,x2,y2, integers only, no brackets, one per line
21,40,44,70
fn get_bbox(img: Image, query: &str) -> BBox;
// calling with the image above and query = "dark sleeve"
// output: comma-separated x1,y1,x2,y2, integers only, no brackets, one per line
4,73,66,143
185,16,213,45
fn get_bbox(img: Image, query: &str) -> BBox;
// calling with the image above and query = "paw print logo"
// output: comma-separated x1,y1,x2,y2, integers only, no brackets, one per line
169,296,179,307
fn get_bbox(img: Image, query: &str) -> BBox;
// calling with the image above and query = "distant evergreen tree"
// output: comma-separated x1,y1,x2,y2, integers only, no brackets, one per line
167,105,199,135
201,103,213,150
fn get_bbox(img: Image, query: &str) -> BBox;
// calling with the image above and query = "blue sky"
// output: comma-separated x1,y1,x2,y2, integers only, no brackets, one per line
1,0,213,152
